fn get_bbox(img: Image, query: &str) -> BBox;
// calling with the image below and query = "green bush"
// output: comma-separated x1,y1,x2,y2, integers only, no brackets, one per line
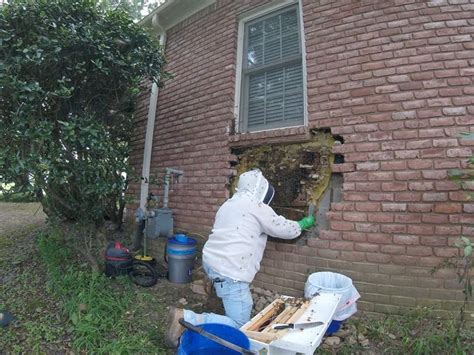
0,0,167,225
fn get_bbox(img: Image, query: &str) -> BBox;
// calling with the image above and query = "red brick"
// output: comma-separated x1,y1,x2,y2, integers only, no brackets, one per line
381,245,406,254
408,204,434,213
366,252,392,264
395,214,422,224
420,236,447,247
435,226,461,236
355,222,379,232
407,225,434,235
317,249,341,259
354,243,379,252
422,192,448,202
382,182,407,191
381,224,407,234
447,147,472,157
407,160,433,169
406,140,432,149
392,255,419,266
408,182,434,191
330,221,355,231
319,230,342,240
341,231,367,242
394,192,422,202
368,213,395,223
434,203,462,213
406,246,432,256
449,191,470,201
394,171,422,180
422,214,449,224
393,235,419,245
341,251,366,262
355,202,381,212
356,162,380,171
381,160,407,170
422,170,447,180
329,241,354,251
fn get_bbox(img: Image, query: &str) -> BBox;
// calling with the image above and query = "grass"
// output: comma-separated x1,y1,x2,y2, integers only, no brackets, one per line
317,307,474,355
37,228,170,354
0,191,37,203
1,225,171,354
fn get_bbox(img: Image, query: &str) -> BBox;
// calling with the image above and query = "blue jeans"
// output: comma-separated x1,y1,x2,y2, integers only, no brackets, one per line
183,264,253,328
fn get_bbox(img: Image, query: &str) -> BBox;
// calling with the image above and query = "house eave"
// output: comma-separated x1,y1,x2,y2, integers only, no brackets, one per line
139,0,216,31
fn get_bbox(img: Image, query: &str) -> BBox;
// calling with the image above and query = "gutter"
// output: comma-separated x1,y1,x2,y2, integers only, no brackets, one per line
139,13,166,210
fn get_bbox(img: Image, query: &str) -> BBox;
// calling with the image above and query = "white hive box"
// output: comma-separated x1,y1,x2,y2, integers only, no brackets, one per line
241,293,341,355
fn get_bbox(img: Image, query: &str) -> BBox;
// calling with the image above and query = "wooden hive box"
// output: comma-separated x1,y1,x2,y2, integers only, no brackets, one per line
240,294,341,355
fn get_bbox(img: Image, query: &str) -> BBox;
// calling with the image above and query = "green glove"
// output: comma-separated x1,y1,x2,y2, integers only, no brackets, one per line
298,216,315,230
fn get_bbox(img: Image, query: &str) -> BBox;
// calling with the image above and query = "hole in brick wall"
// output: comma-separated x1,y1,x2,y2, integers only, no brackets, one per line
334,134,344,144
315,173,343,233
229,131,344,244
334,154,345,164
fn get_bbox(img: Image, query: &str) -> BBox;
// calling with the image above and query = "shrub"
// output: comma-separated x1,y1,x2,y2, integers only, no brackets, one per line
0,0,167,225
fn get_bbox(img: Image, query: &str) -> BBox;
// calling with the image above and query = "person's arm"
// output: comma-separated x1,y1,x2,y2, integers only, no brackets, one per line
255,204,305,240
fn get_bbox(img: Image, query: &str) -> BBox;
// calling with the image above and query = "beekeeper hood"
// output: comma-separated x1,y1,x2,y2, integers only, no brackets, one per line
235,169,274,204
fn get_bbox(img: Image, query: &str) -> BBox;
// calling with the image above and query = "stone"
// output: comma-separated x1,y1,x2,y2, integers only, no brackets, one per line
263,289,273,297
178,298,188,305
347,335,358,346
191,280,207,296
324,336,341,347
333,328,351,338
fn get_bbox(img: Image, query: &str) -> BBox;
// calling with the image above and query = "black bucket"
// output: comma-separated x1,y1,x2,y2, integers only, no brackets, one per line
105,241,133,277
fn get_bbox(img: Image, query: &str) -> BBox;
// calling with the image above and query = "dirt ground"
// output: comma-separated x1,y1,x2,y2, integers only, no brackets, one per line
0,202,45,235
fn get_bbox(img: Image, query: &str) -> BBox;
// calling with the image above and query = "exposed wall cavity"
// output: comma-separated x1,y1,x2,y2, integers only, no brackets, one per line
230,131,337,229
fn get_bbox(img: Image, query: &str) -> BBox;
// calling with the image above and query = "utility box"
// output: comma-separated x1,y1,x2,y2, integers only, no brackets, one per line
145,208,173,239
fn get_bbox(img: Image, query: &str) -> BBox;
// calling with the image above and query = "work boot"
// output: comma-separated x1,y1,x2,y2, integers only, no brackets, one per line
165,306,185,348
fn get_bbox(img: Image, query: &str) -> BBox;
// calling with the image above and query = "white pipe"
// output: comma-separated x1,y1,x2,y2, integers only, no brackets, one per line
139,14,167,210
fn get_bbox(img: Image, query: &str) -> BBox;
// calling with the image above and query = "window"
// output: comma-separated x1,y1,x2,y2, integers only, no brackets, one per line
237,4,305,133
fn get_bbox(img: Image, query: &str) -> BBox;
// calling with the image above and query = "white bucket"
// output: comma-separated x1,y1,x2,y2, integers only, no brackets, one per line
304,272,360,321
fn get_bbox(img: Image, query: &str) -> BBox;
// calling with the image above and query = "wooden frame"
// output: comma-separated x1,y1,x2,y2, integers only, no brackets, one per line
241,296,310,344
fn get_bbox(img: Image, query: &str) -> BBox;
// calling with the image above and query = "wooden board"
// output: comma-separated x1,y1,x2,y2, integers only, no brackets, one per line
242,297,311,344
241,298,285,332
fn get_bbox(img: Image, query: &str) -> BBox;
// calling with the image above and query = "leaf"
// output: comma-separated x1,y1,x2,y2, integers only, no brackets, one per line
464,245,472,258
71,313,78,325
460,236,471,246
461,132,474,140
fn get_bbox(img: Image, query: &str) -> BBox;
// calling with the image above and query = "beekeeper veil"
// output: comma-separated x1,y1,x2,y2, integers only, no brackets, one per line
235,169,274,204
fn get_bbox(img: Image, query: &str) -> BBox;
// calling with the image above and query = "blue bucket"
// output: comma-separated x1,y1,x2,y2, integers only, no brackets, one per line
166,234,197,284
178,323,250,355
326,320,342,335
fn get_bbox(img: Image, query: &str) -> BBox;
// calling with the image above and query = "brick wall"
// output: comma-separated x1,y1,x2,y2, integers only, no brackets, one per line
130,0,474,317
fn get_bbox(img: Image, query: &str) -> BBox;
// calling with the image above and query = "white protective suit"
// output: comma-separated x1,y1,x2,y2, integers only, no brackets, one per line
203,169,302,283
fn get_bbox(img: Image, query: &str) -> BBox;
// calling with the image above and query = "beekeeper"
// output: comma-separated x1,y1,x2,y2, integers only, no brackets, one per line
166,169,315,347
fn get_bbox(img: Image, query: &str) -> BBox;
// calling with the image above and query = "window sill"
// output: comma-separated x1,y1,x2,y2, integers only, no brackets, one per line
228,126,311,148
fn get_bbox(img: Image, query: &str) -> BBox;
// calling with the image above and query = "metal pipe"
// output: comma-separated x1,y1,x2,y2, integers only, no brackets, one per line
139,14,167,210
163,168,183,208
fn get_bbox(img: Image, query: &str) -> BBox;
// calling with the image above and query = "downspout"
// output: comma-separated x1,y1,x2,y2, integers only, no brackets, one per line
139,14,167,210
134,14,166,250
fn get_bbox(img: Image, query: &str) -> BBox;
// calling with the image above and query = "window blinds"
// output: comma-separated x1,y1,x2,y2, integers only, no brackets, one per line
243,6,304,131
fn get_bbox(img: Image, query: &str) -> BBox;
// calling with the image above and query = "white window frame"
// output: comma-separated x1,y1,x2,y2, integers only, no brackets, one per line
233,0,307,134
